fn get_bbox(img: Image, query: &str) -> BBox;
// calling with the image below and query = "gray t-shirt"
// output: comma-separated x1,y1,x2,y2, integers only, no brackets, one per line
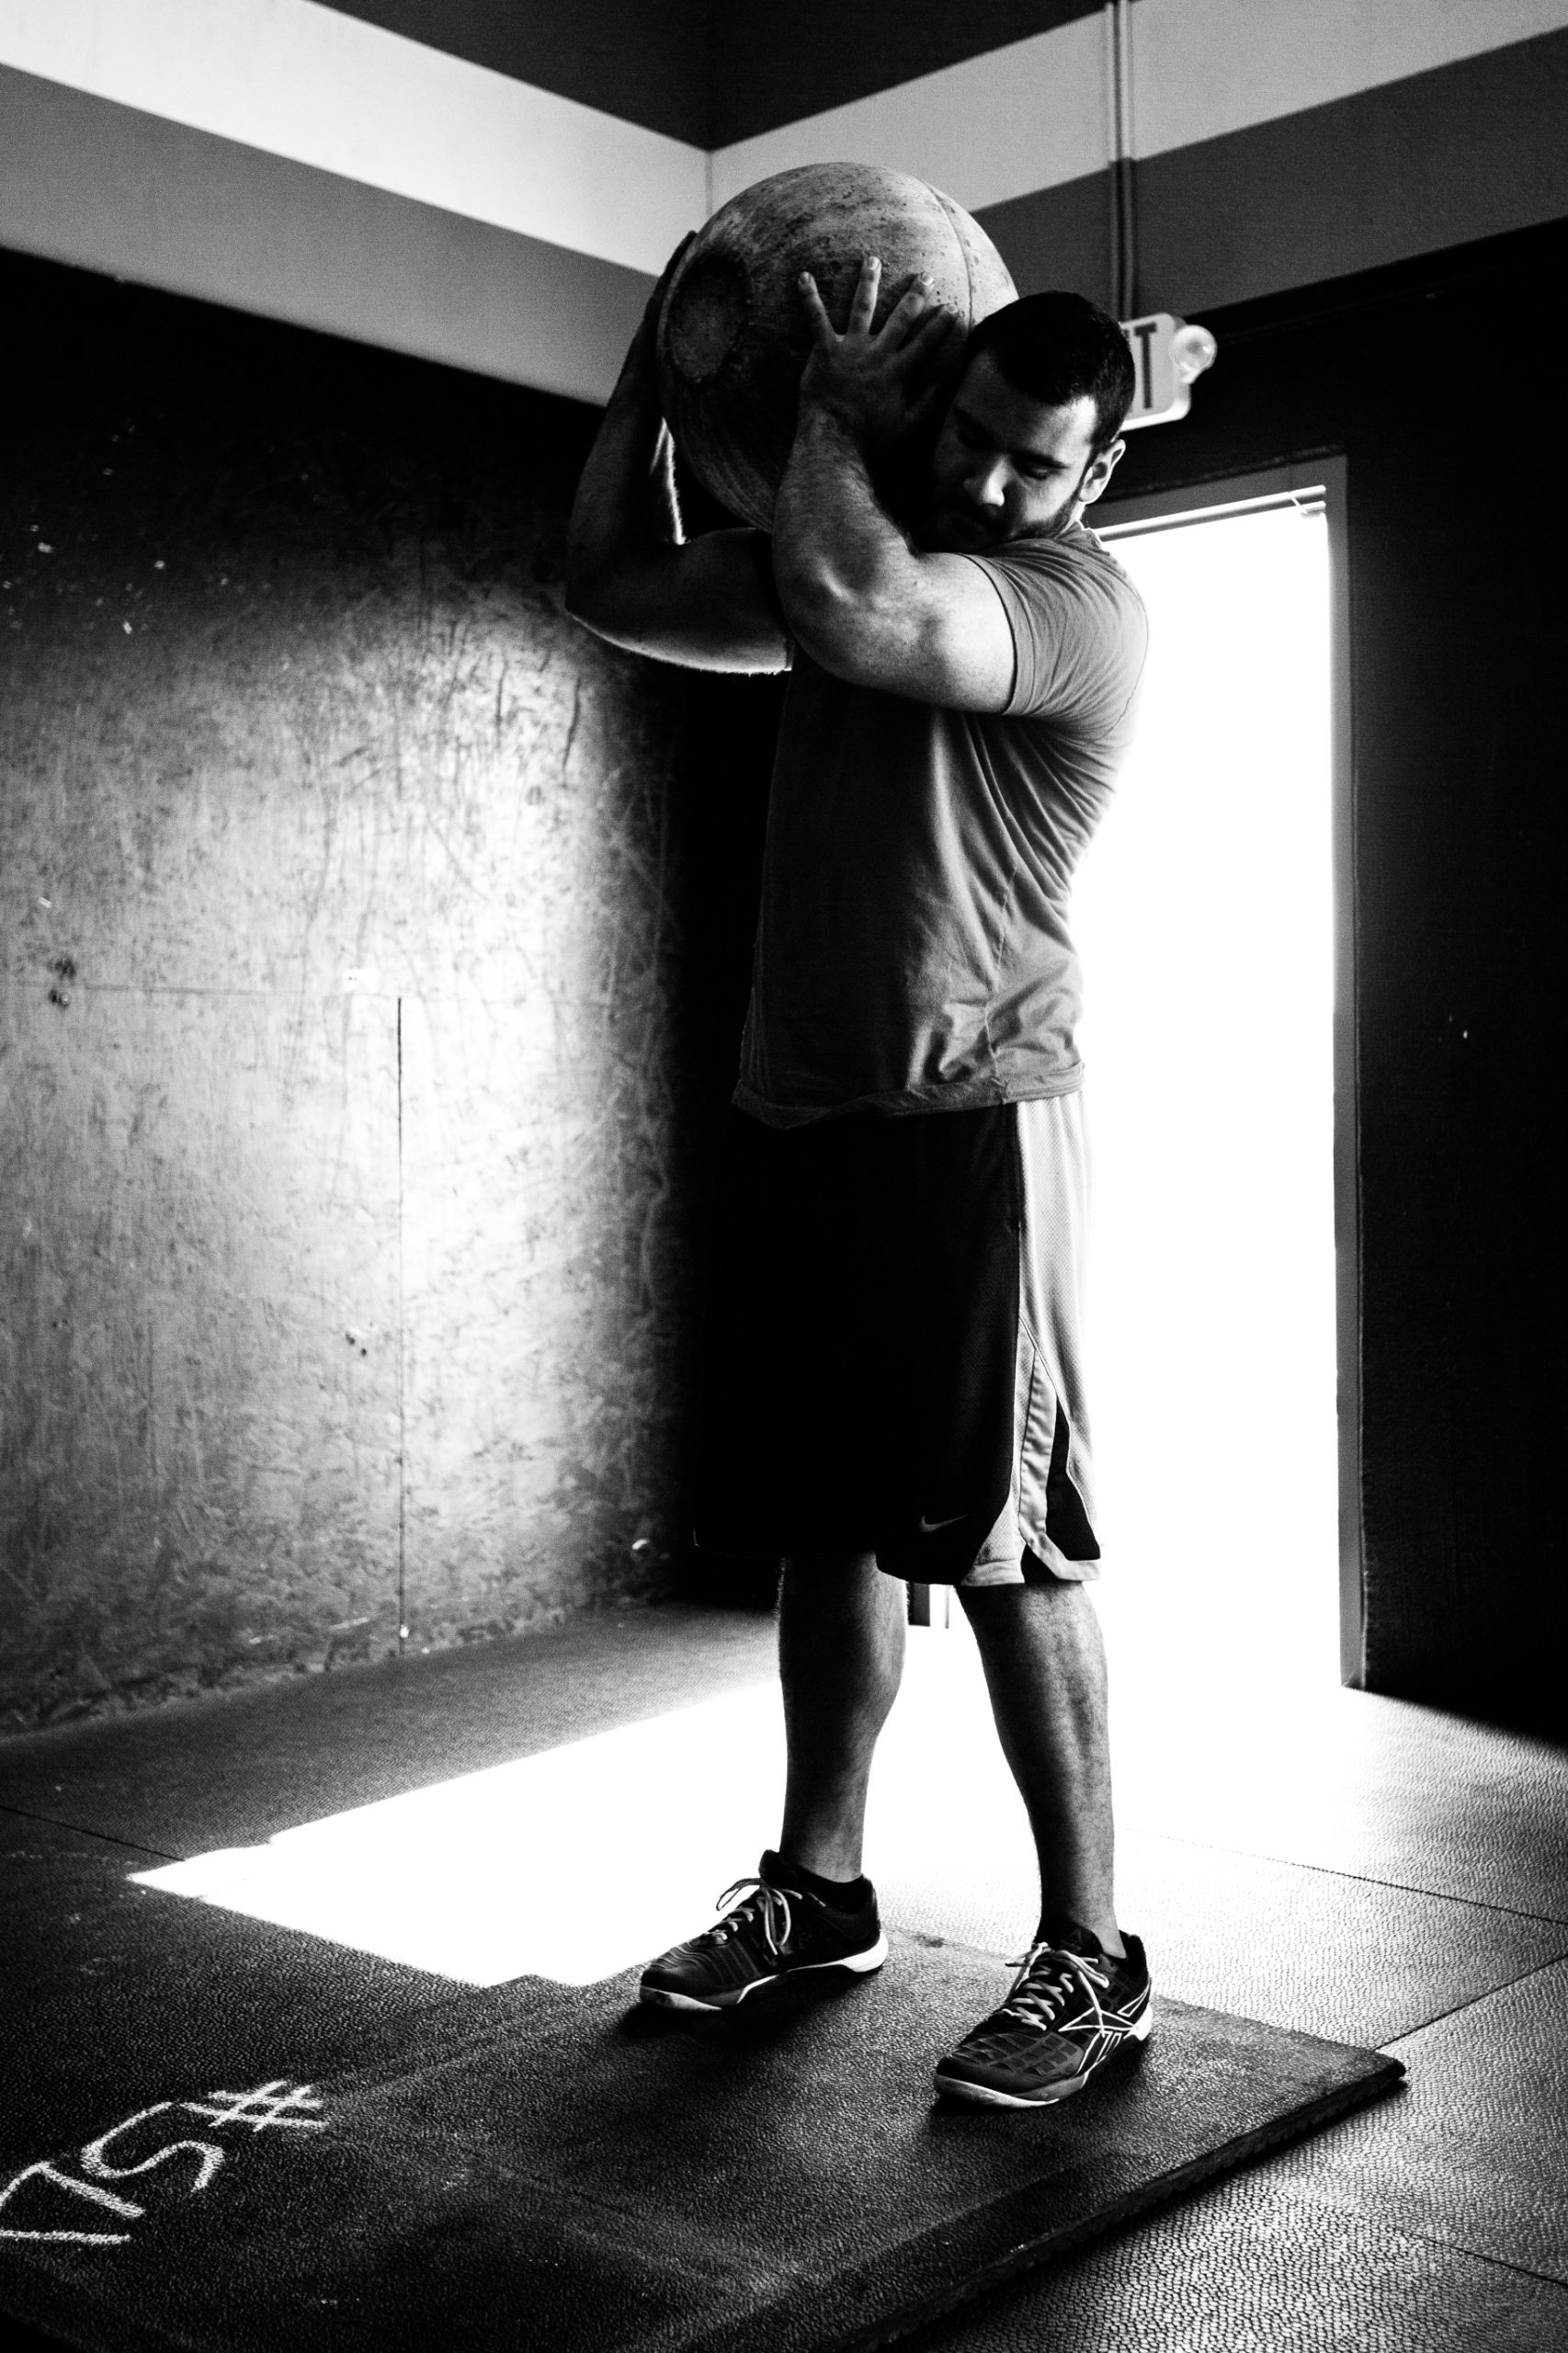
733,523,1148,1125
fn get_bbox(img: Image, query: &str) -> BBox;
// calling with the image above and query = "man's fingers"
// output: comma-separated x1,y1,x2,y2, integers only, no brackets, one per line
798,270,835,347
899,303,960,367
879,303,964,393
907,298,962,347
798,258,960,364
846,254,882,335
881,274,937,343
881,281,967,369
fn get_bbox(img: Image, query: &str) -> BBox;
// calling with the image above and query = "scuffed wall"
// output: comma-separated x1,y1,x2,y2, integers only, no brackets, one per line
0,252,693,1727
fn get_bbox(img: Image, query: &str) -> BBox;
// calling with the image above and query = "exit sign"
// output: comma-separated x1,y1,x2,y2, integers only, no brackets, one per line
1119,313,1216,429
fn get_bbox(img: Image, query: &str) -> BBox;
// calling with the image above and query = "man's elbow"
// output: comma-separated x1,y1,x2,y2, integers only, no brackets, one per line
775,552,854,649
778,563,900,680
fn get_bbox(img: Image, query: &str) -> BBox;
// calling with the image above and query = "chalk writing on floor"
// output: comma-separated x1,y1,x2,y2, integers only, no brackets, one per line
0,2081,326,2245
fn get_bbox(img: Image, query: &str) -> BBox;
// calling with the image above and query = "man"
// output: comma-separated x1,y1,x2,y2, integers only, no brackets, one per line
566,250,1149,2109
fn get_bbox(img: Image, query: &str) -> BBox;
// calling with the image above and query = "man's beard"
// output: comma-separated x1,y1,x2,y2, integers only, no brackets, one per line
921,455,1098,553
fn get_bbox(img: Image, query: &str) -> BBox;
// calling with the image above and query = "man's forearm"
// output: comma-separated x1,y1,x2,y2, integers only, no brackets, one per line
771,404,919,645
564,345,683,631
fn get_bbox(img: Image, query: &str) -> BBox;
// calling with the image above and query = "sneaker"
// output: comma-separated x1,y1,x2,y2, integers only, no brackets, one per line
639,1853,888,2012
934,1929,1152,2107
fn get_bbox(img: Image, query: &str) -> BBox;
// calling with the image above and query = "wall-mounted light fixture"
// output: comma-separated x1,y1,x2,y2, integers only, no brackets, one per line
1119,313,1219,429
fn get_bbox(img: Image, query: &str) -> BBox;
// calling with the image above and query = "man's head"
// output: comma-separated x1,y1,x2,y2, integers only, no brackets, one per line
926,291,1135,552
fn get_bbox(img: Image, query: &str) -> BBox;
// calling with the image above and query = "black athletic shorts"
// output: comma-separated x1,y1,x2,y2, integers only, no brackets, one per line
692,1099,1102,1587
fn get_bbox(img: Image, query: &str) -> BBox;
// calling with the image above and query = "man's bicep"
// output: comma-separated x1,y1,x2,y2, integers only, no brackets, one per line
802,554,1017,711
907,557,1019,710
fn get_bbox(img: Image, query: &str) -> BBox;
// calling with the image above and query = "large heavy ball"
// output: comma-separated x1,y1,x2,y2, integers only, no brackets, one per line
657,163,1017,532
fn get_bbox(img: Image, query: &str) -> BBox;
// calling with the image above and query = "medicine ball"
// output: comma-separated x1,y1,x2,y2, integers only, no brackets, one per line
656,162,1017,531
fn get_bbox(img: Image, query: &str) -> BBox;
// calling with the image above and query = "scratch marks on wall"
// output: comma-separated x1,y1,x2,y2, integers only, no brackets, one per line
0,266,691,1726
0,974,403,1721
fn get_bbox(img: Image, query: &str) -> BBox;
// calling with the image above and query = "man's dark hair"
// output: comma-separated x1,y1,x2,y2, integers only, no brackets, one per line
963,291,1136,454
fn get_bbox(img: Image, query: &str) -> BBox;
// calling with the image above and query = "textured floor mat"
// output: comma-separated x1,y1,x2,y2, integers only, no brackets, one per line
3,1931,1400,2353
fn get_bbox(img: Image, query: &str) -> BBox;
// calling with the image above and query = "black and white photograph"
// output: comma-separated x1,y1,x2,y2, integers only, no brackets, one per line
2,5,1565,2348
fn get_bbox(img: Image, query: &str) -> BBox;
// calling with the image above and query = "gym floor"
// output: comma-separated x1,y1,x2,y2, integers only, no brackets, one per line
3,1598,1565,2351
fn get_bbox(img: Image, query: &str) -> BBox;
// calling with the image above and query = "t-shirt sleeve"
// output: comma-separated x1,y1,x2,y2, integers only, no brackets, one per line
966,535,1147,727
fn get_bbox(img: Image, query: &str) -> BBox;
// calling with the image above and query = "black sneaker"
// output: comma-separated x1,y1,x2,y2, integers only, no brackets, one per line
639,1853,888,2012
934,1929,1152,2107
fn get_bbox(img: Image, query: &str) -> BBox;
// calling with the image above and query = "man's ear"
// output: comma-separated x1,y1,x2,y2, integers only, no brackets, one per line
1079,436,1126,507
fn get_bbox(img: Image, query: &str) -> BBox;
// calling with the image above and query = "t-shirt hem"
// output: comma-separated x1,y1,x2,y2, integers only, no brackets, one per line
732,1068,1085,1128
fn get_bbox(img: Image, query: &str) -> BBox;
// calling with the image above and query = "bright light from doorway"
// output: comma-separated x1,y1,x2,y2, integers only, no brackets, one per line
1075,496,1337,1690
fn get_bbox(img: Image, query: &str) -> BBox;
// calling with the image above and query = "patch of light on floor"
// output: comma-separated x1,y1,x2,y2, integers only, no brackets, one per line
127,1632,1052,1988
130,1684,788,1986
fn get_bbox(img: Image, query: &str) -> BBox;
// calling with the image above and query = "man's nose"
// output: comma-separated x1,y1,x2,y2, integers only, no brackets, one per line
965,458,1008,507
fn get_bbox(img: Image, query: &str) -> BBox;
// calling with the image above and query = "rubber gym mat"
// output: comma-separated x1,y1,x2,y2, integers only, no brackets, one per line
3,1929,1401,2353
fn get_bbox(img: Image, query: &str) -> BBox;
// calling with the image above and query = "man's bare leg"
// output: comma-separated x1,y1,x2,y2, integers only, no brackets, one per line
958,1579,1124,1958
777,1552,906,1880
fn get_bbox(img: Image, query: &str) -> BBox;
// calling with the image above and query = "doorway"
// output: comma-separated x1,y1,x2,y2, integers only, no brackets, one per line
1076,466,1348,1696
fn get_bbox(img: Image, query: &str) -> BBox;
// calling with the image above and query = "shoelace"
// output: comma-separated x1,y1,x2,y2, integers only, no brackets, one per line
998,1944,1110,2037
701,1877,794,1956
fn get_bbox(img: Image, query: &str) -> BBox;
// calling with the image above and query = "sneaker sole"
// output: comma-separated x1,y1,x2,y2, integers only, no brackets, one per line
934,2007,1153,2108
640,1930,889,2013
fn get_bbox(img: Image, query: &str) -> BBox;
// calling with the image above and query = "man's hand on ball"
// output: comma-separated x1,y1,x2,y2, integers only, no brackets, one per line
797,255,963,452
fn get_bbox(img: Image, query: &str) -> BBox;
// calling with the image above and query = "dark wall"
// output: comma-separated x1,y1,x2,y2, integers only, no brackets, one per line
1106,218,1567,1734
319,0,712,143
0,252,725,1729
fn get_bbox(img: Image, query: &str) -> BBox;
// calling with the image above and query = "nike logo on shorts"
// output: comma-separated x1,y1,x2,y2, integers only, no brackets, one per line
916,1511,970,1534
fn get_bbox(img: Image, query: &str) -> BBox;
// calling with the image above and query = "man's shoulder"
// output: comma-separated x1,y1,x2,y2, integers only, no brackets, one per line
986,523,1141,603
968,526,1146,665
972,526,1147,728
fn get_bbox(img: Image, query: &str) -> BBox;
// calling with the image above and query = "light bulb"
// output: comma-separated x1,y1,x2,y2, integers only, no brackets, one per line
1171,323,1217,384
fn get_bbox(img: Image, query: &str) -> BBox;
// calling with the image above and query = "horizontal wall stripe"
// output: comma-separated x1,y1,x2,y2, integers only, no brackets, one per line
0,0,706,277
978,27,1568,320
0,66,652,405
711,0,1568,221
312,0,1104,151
318,0,710,146
710,13,1108,215
313,0,1568,157
707,1,1101,149
1132,0,1568,160
6,0,1563,290
1134,23,1568,316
